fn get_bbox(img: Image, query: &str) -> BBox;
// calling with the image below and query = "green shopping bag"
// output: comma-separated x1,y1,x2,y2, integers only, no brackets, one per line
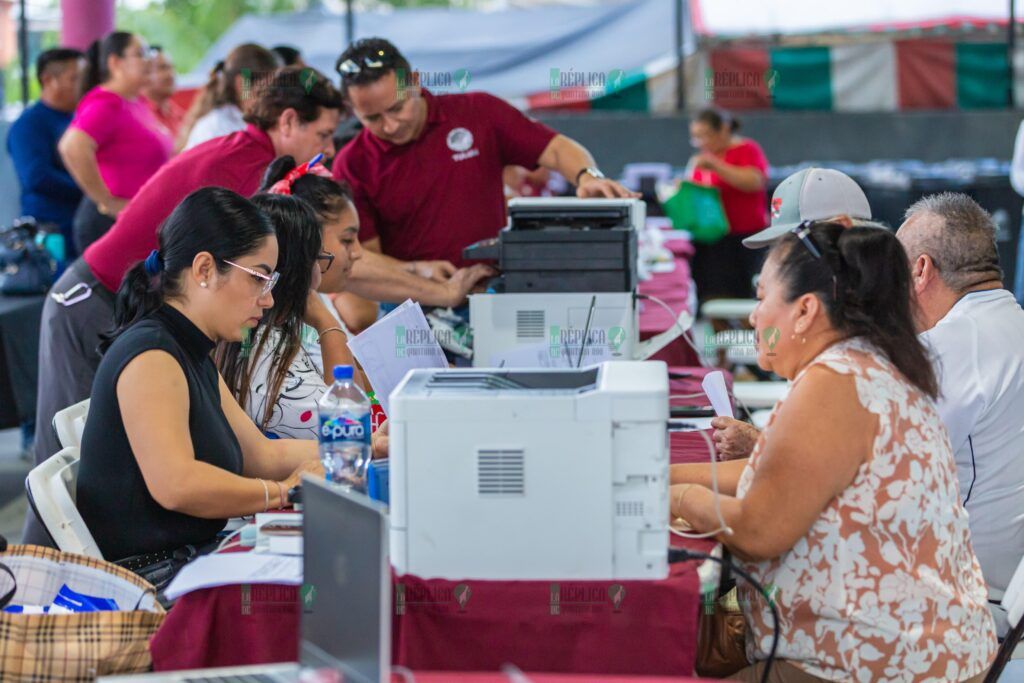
662,181,730,244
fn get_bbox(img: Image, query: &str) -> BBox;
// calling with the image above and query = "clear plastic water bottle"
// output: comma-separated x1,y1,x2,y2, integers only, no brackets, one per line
317,365,371,490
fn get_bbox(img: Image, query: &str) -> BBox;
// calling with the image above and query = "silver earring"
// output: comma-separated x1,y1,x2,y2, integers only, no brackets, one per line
200,282,208,288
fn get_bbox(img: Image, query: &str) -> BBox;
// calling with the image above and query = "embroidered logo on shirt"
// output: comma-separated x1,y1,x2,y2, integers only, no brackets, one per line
447,127,474,152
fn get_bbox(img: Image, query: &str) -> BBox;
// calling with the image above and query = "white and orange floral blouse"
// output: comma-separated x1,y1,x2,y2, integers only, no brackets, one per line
736,338,996,682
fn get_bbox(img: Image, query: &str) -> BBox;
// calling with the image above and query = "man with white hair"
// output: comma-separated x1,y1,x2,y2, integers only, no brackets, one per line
897,192,1024,634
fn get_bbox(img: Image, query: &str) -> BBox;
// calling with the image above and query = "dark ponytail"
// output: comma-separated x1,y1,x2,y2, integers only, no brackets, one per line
694,106,740,133
81,31,135,96
771,223,938,398
102,187,275,352
259,155,354,222
216,193,322,429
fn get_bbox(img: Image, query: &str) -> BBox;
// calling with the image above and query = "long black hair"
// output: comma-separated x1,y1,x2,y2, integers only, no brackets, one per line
216,193,323,430
102,187,274,352
770,222,938,398
82,31,136,95
259,155,354,222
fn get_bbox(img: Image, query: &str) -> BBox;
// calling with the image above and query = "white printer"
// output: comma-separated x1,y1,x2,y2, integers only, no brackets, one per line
388,361,669,581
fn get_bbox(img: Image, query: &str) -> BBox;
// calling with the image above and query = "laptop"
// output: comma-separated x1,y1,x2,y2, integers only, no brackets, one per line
99,477,391,683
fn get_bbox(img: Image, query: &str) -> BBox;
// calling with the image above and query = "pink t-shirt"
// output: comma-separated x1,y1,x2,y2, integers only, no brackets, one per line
70,87,173,199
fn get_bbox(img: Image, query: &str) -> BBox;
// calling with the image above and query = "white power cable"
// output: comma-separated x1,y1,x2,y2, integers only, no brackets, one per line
669,426,733,540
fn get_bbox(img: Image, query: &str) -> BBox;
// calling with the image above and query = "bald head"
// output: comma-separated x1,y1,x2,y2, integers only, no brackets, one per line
898,192,1003,294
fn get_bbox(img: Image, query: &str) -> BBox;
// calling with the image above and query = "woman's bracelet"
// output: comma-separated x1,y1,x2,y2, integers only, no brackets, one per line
259,478,270,512
673,484,693,518
275,480,286,509
318,327,345,344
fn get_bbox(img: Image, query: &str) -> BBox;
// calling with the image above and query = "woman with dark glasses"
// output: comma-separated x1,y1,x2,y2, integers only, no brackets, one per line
217,156,367,441
76,187,324,567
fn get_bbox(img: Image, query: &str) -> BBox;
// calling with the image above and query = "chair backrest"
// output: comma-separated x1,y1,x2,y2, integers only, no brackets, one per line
24,447,102,559
53,398,90,449
984,554,1024,682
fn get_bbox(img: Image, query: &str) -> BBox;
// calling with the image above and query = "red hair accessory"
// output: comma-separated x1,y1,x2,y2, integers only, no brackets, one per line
268,153,332,195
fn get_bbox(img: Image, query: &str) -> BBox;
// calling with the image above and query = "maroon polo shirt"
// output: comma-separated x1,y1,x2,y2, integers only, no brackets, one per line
332,90,557,266
84,124,277,292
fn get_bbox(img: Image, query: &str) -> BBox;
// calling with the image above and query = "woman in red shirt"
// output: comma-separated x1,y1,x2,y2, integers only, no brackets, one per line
688,107,769,304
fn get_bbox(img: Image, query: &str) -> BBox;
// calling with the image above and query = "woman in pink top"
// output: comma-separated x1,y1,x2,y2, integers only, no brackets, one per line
671,223,996,681
59,31,172,253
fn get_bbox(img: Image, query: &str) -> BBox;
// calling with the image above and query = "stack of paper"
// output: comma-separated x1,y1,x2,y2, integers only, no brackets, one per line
347,299,447,414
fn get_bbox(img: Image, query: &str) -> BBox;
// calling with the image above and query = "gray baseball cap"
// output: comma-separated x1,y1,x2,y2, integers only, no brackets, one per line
742,167,872,248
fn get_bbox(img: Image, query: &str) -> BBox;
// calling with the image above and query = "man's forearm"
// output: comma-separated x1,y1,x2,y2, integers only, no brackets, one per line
346,250,451,305
537,134,595,185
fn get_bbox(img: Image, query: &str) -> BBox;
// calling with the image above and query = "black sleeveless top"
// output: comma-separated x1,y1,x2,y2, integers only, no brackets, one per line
77,304,243,561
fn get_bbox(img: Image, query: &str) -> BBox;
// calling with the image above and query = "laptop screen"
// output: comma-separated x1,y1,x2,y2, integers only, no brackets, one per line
301,478,390,683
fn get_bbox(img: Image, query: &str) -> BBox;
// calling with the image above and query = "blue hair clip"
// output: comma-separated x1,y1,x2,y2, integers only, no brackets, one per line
144,249,163,276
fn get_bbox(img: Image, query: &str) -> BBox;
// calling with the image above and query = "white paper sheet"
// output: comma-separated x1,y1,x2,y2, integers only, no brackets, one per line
347,299,447,414
163,554,303,601
701,370,734,419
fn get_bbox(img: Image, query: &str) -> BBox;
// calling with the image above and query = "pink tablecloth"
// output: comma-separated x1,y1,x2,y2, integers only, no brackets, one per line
149,363,723,675
638,236,698,367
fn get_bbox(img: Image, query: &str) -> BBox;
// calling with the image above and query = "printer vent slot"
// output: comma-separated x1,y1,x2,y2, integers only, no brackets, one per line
516,310,545,339
478,449,525,496
615,501,645,518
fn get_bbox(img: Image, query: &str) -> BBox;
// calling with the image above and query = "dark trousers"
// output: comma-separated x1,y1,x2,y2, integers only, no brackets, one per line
72,197,115,256
23,259,115,546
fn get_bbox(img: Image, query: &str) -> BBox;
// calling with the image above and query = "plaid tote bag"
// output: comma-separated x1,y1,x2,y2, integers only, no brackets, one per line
0,545,165,681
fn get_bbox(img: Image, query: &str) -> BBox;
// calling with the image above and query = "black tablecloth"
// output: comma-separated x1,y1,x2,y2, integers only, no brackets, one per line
0,294,44,429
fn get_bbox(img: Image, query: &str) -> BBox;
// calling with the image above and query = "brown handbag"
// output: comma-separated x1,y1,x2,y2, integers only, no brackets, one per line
695,548,750,677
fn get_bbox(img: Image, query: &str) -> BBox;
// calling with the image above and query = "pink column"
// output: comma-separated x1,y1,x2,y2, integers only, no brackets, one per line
60,0,115,50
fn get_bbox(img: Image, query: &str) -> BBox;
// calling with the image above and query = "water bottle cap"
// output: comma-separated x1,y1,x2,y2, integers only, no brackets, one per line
333,365,354,381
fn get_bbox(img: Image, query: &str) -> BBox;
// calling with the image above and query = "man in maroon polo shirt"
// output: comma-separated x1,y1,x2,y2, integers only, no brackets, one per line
28,66,487,545
332,38,637,324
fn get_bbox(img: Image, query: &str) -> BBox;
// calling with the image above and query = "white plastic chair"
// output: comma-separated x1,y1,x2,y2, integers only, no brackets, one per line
700,299,758,323
24,447,102,559
733,381,790,410
52,398,90,449
986,556,1024,681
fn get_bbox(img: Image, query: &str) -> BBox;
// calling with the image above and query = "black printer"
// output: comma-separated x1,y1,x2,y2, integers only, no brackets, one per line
463,198,643,293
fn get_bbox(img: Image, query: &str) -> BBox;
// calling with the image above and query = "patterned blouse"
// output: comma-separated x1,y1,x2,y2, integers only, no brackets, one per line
736,338,996,681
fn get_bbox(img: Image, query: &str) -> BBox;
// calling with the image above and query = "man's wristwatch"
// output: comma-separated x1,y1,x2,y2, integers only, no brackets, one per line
575,166,605,186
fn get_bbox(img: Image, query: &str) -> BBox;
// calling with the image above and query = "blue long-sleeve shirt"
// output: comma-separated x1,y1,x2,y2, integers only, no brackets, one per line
5,101,82,236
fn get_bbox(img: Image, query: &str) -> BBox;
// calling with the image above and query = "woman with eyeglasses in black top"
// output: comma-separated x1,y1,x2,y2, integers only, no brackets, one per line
76,186,324,566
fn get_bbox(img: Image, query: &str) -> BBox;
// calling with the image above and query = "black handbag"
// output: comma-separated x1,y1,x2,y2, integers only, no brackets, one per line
0,219,57,295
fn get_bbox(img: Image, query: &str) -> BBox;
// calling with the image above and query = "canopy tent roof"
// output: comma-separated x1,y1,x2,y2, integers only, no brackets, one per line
183,0,690,102
692,0,1023,40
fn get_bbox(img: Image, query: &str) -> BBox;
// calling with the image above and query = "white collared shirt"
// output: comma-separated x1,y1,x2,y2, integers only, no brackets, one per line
921,288,1024,597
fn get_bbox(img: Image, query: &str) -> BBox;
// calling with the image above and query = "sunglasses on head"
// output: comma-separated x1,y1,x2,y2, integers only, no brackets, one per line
335,50,397,77
791,220,839,300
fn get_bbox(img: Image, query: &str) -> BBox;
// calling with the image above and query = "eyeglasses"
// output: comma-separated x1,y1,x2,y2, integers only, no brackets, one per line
792,221,823,259
223,260,280,297
335,50,396,77
316,251,335,274
790,221,838,300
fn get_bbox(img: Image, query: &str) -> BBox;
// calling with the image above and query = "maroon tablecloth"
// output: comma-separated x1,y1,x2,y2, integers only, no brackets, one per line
638,236,699,368
150,549,707,676
149,363,724,675
402,675,704,683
